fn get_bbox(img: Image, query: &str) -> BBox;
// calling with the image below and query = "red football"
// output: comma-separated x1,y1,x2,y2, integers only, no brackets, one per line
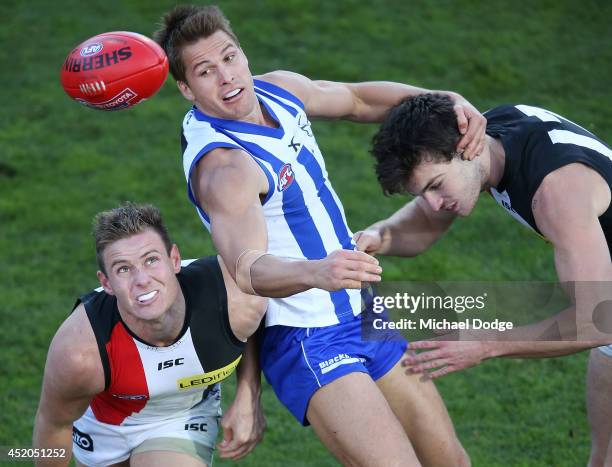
61,31,168,111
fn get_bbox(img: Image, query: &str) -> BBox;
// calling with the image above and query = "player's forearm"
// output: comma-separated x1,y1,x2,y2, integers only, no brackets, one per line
235,334,262,401
249,255,318,297
347,83,465,123
486,340,601,359
346,81,431,123
371,203,447,257
32,414,73,466
485,305,610,358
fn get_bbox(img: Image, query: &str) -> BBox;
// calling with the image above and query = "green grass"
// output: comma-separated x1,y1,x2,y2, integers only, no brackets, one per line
1,0,610,465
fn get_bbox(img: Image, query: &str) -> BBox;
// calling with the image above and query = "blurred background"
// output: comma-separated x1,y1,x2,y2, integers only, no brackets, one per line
1,0,610,465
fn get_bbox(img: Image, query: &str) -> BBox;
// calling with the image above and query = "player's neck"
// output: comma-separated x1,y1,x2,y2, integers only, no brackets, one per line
243,100,279,128
120,292,186,347
483,135,506,189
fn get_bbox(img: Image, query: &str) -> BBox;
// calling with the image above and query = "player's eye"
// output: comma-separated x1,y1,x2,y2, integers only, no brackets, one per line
199,68,212,77
117,265,130,274
430,181,442,191
225,53,235,62
145,256,159,266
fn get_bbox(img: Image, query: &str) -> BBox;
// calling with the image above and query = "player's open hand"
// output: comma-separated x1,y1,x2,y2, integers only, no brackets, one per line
314,249,382,291
218,390,266,460
449,94,487,161
403,338,491,379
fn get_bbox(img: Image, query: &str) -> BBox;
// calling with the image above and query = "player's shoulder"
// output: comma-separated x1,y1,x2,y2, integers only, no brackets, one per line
179,257,220,281
254,70,309,107
45,304,104,395
483,104,525,122
537,163,608,212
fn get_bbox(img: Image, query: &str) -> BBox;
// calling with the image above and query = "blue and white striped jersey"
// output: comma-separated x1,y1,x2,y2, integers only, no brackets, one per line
181,79,361,327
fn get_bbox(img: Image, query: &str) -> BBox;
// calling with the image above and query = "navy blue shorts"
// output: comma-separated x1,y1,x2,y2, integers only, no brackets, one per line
261,311,407,425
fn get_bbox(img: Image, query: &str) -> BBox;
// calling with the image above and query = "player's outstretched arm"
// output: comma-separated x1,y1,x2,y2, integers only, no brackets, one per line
405,164,612,379
33,305,104,466
193,147,382,297
218,332,265,460
355,197,456,257
257,70,486,159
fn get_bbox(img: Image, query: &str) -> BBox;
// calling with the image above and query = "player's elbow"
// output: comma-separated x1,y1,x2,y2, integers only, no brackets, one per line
229,294,268,341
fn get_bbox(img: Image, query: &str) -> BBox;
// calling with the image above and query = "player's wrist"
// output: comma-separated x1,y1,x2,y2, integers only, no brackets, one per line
481,340,505,359
300,259,322,289
235,378,262,402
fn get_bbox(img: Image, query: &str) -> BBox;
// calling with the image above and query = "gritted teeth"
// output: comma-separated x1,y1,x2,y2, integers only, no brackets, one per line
223,88,242,100
137,290,158,302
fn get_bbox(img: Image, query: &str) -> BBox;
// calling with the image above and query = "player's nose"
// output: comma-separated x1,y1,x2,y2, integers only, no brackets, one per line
423,192,443,211
132,267,152,286
217,64,233,85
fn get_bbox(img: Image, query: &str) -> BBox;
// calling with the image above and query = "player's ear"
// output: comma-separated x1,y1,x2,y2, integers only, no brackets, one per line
170,244,181,273
177,80,194,102
97,270,114,295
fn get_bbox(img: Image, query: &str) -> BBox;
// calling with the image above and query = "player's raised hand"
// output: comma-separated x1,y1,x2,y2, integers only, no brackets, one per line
218,390,266,460
313,249,382,291
449,94,487,161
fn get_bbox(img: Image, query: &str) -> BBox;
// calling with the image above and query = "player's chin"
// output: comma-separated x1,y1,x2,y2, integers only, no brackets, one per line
458,200,478,217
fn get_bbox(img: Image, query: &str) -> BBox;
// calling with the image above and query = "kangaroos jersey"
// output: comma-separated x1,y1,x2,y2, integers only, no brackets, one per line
485,104,612,250
181,79,361,328
75,257,244,426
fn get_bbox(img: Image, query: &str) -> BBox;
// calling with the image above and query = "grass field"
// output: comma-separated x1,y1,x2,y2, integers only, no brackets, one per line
1,0,611,465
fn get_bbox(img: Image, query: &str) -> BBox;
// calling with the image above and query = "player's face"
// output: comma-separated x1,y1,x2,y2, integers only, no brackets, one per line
407,157,483,216
97,229,182,322
178,31,259,122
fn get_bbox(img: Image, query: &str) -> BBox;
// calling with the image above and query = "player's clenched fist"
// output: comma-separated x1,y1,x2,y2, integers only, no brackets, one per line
311,249,382,291
353,227,390,256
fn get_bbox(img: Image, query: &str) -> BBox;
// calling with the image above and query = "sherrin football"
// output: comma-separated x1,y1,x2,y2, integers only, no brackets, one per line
61,31,168,111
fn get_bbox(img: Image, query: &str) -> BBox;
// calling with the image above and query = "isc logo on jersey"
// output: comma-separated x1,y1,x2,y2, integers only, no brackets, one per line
278,163,294,191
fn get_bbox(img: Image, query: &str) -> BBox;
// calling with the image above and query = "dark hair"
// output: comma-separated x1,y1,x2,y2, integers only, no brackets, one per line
153,4,240,82
93,203,172,274
371,93,461,195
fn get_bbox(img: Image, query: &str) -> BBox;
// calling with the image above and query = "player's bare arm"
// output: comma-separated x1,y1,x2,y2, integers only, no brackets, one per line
355,197,457,256
406,164,612,378
33,305,104,466
218,254,267,341
193,147,382,296
216,257,267,459
257,70,486,158
218,334,265,461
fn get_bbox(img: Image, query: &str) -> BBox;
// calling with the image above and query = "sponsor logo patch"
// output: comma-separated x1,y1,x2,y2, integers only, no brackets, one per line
177,356,242,390
277,163,294,191
111,393,148,400
72,426,94,451
76,87,138,110
318,353,364,374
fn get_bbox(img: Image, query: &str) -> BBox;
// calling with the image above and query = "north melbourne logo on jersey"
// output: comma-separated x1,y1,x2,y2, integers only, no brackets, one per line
277,163,295,191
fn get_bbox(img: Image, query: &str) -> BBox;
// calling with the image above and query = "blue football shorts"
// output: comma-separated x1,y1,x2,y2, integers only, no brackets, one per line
261,294,407,425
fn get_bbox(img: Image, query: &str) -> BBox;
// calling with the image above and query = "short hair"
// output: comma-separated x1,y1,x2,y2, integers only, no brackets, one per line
371,93,461,195
93,203,172,274
153,4,240,82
